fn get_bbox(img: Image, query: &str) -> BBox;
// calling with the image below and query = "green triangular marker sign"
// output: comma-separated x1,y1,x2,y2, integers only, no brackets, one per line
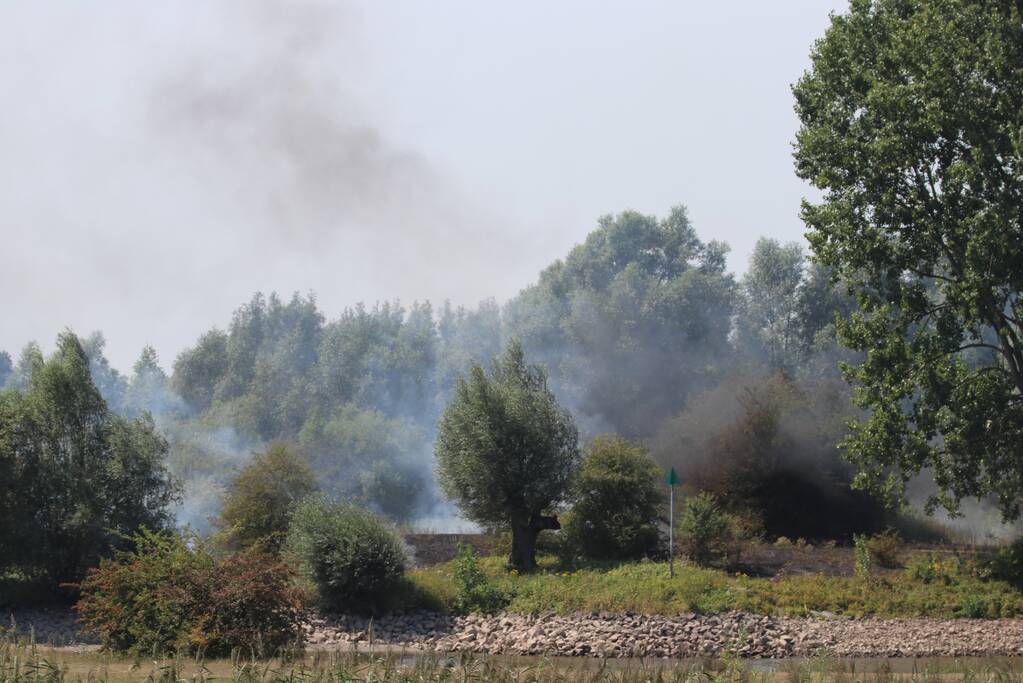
666,467,679,486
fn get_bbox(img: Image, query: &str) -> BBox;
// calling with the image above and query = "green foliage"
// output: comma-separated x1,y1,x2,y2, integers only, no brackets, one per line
171,329,228,411
504,207,735,439
217,442,317,552
983,539,1023,587
853,534,871,579
0,352,11,389
905,552,960,585
404,550,1023,619
734,241,857,378
6,343,42,392
165,294,449,526
678,493,730,568
435,340,579,570
79,333,128,412
123,346,179,418
284,496,406,613
561,435,664,561
865,529,904,569
75,529,305,656
958,591,990,619
451,545,508,614
299,405,427,523
0,332,179,585
794,0,1023,520
734,239,807,374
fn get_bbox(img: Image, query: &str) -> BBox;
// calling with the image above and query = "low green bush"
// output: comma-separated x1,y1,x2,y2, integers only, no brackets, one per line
983,538,1023,587
853,534,871,578
958,591,989,618
452,544,508,614
285,496,406,613
216,442,317,553
560,436,664,561
677,493,729,568
904,552,959,585
74,530,304,656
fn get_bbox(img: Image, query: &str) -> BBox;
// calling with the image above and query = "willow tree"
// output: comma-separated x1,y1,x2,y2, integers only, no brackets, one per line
435,340,579,570
793,0,1023,518
0,332,178,582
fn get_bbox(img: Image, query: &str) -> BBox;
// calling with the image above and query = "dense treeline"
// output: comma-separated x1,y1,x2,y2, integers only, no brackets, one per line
0,204,868,541
0,333,178,584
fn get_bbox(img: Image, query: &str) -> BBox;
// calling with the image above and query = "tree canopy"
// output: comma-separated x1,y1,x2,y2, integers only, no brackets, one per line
216,442,317,552
0,332,178,582
435,340,580,569
505,206,735,437
793,0,1023,518
1,202,871,545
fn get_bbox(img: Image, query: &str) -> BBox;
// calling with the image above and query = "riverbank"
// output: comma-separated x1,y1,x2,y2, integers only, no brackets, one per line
303,611,1023,659
9,607,1023,659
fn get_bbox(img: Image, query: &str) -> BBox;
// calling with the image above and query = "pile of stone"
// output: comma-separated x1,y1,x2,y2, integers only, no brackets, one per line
10,607,1023,658
305,611,807,658
781,615,1023,658
304,610,1023,659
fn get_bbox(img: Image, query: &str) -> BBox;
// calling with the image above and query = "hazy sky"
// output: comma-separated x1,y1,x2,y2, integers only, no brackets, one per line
1,1,847,371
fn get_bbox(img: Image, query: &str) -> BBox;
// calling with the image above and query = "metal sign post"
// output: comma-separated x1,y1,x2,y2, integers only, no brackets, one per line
666,467,679,578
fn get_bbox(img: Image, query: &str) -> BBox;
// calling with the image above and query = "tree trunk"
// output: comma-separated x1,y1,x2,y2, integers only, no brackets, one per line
509,512,560,570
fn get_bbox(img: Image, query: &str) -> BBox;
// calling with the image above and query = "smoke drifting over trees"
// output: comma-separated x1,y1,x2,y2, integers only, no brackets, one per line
3,205,907,539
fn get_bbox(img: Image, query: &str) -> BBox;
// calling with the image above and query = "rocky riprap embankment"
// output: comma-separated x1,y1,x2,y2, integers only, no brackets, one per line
787,616,1023,658
8,607,1023,658
305,611,796,658
304,610,1023,658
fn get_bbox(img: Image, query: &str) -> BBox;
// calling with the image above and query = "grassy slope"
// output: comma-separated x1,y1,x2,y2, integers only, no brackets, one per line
402,555,1023,619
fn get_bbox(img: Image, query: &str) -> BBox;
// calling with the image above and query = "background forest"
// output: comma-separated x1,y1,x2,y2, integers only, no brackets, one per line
0,205,961,540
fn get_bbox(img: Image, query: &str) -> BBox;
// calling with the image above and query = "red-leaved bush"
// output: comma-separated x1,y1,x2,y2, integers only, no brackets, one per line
75,530,305,656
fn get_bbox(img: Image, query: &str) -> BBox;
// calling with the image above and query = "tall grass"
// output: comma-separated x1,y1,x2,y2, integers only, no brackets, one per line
6,637,1023,683
405,555,1023,618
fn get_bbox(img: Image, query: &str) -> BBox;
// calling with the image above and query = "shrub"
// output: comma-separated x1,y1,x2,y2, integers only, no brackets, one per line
853,534,870,578
285,496,406,613
217,442,317,552
905,552,959,585
560,436,664,561
959,592,989,619
865,529,903,569
983,538,1023,587
677,493,730,567
75,530,304,656
452,545,508,614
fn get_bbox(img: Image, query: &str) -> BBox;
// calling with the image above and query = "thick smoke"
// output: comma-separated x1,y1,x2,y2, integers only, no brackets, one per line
0,0,534,373
147,0,522,289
